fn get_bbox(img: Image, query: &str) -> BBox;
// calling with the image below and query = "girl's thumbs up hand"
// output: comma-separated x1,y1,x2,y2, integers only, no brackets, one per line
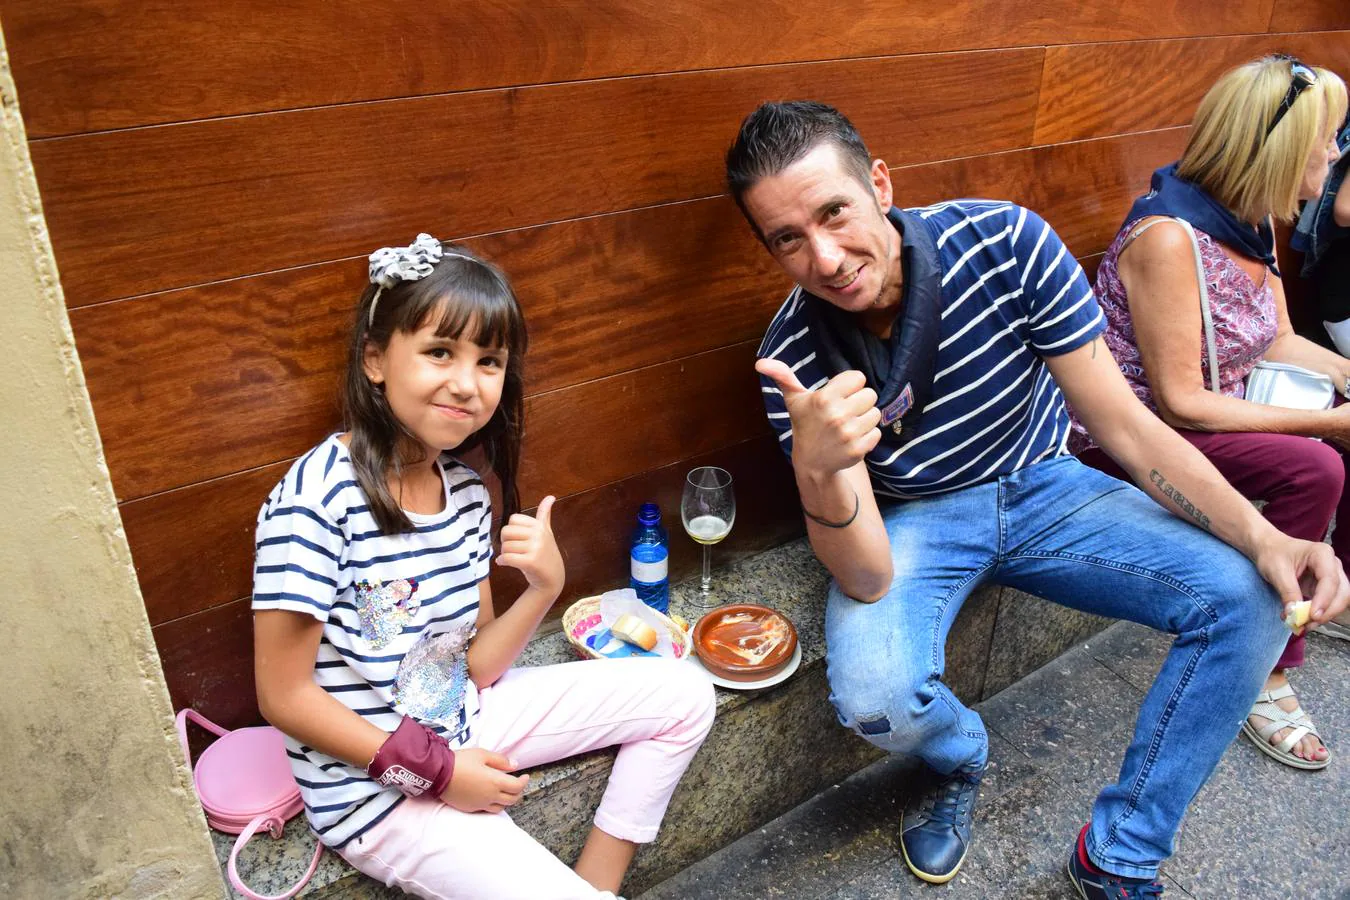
441,748,530,814
497,495,565,598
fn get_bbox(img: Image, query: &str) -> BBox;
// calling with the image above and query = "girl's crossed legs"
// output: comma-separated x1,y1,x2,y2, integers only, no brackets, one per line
341,657,716,900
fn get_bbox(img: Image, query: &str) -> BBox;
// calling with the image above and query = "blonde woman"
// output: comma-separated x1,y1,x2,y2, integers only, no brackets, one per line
1071,55,1349,770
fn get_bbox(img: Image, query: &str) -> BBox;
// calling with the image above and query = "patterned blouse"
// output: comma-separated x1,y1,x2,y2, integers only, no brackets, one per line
1069,217,1278,451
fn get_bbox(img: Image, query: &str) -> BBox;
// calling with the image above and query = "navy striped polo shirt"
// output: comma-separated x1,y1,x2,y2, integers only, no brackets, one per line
758,200,1105,499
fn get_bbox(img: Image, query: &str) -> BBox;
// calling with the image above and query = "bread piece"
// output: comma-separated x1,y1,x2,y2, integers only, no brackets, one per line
1285,599,1312,631
612,613,659,651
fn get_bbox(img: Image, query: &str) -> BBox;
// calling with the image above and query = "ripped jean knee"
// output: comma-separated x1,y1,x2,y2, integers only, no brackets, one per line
832,695,929,755
831,684,987,773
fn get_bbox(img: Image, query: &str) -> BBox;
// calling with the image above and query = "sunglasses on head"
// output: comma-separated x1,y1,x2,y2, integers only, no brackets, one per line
1264,55,1318,140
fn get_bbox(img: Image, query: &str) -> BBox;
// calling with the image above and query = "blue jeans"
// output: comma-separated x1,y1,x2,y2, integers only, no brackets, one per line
825,456,1288,879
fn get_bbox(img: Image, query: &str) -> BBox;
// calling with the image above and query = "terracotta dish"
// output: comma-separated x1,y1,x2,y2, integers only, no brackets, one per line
692,604,798,683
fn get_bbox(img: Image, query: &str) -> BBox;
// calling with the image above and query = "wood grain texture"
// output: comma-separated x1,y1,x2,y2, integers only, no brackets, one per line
34,48,1043,306
1269,1,1350,33
121,461,291,626
153,598,257,731
885,128,1192,257
75,130,1182,503
5,0,1272,137
1034,31,1350,145
71,197,784,501
519,341,770,505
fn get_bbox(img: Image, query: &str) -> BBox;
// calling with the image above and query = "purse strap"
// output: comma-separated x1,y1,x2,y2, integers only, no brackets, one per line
175,708,229,775
1123,217,1221,393
228,816,324,900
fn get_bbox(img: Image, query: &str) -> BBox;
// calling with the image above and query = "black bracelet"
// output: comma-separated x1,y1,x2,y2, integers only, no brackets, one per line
802,489,860,529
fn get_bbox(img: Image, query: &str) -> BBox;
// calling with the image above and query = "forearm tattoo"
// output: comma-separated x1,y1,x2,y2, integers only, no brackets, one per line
1149,469,1211,531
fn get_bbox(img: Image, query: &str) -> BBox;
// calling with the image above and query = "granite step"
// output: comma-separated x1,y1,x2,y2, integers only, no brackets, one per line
215,539,1115,898
638,621,1350,899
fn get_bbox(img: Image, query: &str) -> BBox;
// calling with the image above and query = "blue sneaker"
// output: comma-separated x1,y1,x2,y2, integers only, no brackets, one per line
1066,825,1165,899
899,765,982,883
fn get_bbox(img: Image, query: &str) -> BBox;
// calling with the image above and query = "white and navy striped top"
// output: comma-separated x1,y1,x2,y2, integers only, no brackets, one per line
758,200,1104,499
252,435,492,848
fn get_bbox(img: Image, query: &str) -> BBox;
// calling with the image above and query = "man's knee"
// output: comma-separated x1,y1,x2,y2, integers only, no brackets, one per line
829,680,936,753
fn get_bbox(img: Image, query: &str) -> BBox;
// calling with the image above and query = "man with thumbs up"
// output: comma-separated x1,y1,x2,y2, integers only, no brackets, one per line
726,101,1349,897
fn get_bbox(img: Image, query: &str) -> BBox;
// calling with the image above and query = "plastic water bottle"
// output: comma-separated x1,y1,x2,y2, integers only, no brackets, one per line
629,502,670,614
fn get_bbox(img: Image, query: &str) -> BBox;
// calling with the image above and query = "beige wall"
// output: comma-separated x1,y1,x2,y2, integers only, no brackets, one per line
0,30,223,900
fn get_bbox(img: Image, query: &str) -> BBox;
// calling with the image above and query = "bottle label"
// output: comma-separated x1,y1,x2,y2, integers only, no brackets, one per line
630,557,668,584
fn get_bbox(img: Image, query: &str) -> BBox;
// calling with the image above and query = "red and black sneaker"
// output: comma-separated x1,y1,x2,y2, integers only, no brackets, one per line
1066,825,1165,900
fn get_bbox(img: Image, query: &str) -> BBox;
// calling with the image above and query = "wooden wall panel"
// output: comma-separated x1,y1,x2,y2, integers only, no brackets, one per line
1034,31,1350,145
35,48,1044,306
72,198,782,501
885,128,1191,257
5,0,1272,137
153,598,256,731
75,129,1179,504
120,461,291,626
519,342,769,504
1269,1,1350,33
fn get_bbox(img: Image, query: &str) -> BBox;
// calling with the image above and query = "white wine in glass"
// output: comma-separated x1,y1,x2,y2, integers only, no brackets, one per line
681,466,735,606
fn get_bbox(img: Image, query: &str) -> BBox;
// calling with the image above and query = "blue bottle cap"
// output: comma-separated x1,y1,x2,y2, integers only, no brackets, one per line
638,502,661,525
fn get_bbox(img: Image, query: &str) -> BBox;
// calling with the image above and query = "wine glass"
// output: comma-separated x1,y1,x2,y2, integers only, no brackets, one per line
681,466,735,606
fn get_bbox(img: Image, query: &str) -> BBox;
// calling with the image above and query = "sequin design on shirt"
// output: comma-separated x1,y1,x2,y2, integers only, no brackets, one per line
353,577,420,649
394,622,477,726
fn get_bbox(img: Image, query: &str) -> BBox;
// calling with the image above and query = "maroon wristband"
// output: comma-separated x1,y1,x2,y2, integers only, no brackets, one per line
367,717,456,798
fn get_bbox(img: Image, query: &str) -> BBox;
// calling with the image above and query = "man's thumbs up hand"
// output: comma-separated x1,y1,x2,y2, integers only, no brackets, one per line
756,358,883,478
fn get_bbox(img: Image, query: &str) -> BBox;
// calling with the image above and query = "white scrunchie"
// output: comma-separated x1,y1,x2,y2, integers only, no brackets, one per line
368,233,444,290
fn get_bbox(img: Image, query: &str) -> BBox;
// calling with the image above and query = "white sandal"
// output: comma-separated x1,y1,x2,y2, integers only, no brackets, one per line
1240,683,1331,771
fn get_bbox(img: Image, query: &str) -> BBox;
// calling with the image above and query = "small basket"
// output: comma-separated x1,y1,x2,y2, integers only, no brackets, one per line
563,595,691,661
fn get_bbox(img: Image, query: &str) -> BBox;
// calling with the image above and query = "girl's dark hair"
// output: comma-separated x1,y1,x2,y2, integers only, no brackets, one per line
342,244,528,535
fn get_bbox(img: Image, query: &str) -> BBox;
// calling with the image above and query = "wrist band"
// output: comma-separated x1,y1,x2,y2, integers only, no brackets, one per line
367,717,456,798
802,488,860,529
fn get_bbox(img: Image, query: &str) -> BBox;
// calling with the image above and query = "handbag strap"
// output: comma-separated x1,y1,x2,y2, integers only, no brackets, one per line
228,814,324,900
1127,216,1222,393
175,708,230,776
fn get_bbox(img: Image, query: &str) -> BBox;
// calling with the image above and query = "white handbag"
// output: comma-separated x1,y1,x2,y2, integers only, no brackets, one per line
1168,217,1337,411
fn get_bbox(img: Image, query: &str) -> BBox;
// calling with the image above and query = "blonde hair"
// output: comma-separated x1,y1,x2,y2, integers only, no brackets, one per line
1177,55,1347,223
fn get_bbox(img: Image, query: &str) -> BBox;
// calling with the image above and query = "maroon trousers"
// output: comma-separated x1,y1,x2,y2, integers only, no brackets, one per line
1079,430,1348,670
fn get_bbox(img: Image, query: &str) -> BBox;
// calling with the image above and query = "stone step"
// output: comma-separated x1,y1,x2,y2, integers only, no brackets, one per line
216,539,1114,898
637,622,1350,899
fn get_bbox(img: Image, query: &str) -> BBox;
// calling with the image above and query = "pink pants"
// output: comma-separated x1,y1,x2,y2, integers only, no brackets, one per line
339,657,716,900
1080,428,1347,670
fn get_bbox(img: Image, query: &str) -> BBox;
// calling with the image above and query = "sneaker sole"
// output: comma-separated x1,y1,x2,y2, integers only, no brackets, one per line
900,839,968,885
1064,859,1090,900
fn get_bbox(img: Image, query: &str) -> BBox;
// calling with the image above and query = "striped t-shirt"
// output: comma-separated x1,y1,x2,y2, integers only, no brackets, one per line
758,200,1105,498
252,435,493,848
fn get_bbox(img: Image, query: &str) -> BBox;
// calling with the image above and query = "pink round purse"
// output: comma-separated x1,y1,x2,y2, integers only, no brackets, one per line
176,709,323,900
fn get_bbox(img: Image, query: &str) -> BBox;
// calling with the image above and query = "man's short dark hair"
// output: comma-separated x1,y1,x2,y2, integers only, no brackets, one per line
724,101,874,241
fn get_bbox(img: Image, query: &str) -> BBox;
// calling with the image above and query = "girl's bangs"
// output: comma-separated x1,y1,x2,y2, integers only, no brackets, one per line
417,280,523,351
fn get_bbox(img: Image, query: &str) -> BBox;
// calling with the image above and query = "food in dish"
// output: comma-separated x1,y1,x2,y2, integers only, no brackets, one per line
693,604,798,683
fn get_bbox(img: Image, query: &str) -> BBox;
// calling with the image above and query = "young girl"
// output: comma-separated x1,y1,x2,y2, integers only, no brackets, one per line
252,234,716,899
